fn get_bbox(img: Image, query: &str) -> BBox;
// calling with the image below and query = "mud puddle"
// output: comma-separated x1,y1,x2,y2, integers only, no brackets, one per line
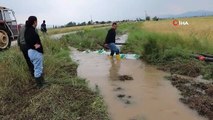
71,49,207,120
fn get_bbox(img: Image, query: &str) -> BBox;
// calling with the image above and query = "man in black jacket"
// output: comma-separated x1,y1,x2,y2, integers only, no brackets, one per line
41,20,47,33
104,22,120,60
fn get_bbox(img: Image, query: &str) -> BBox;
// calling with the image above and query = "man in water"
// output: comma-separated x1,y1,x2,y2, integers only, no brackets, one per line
104,22,120,60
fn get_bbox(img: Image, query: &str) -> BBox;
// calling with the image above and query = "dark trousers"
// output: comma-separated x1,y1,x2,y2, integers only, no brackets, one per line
20,45,34,75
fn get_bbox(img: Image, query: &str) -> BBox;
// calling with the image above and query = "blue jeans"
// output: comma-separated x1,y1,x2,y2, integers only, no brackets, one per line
28,49,43,78
108,43,120,56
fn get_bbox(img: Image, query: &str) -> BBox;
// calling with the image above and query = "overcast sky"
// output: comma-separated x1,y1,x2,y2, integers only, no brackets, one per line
0,0,212,25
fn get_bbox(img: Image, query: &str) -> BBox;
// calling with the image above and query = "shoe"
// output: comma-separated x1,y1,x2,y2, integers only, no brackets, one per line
35,76,44,89
116,54,121,61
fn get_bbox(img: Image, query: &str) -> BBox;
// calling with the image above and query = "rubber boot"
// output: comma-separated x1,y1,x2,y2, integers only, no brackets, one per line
40,75,47,84
116,54,121,61
40,76,49,87
35,76,43,89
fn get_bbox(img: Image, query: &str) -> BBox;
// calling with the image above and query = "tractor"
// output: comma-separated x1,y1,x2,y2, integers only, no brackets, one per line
0,6,19,50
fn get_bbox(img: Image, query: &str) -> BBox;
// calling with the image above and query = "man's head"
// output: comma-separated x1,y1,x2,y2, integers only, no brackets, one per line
43,20,45,23
112,22,117,30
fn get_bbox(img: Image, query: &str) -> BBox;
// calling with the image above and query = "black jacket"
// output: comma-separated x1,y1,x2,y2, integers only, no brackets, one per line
41,23,47,32
25,26,43,53
105,28,116,44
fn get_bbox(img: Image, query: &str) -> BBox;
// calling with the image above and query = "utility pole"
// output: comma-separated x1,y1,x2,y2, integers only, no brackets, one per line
144,10,150,21
90,15,93,24
145,10,148,18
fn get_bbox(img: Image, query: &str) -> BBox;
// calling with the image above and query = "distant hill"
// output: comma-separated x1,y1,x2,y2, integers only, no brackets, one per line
160,10,213,18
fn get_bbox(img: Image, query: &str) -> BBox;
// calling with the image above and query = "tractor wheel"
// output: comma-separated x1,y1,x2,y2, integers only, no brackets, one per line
0,27,11,50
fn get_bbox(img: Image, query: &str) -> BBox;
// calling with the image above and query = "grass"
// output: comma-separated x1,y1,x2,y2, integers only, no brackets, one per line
143,17,213,42
47,24,111,35
121,18,213,79
49,19,213,79
2,18,212,119
0,35,109,120
61,28,107,51
60,22,132,51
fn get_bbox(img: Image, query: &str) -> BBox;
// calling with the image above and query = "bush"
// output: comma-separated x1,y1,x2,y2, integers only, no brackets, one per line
143,37,160,63
62,29,107,51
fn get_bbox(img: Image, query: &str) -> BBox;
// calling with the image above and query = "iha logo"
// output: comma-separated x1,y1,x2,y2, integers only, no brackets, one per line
172,20,189,26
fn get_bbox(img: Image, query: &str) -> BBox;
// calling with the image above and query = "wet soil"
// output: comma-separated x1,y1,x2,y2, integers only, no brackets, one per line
169,75,213,120
118,75,133,81
158,58,202,77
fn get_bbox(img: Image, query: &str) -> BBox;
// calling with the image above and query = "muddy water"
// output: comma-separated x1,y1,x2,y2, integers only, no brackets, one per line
71,50,207,120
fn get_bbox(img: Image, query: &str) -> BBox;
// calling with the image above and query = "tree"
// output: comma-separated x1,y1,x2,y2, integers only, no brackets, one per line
66,21,76,27
153,16,159,21
78,22,86,26
95,21,99,24
107,21,112,24
146,16,150,21
100,21,106,24
88,21,92,25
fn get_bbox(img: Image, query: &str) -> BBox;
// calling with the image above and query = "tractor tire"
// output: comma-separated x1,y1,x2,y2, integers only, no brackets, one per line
0,27,11,50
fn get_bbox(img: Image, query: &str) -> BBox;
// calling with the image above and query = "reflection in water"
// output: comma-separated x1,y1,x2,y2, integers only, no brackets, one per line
109,59,120,81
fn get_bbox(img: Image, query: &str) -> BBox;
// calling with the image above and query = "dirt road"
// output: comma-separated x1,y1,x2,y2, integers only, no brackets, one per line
50,31,78,40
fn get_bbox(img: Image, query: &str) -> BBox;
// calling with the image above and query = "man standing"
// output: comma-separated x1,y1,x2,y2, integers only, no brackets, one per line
17,21,34,76
104,22,120,60
25,16,45,88
41,20,47,33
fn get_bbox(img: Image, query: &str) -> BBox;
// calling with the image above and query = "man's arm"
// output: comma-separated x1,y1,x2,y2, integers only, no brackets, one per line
105,30,110,44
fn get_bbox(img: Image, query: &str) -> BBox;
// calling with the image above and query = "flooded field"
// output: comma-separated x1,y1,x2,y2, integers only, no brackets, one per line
71,49,207,120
